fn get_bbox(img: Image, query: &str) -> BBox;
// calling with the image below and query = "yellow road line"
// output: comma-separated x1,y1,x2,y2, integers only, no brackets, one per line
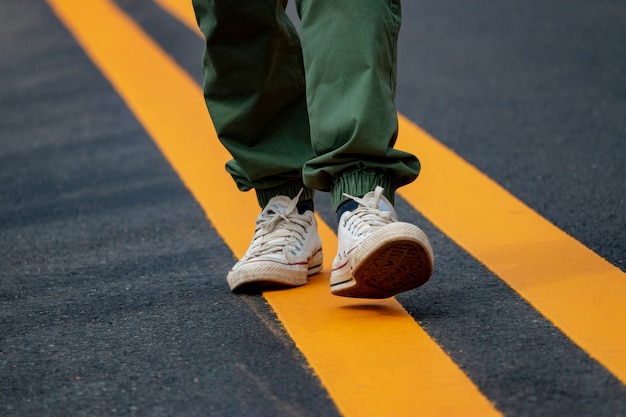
46,0,502,416
396,117,626,384
152,0,626,386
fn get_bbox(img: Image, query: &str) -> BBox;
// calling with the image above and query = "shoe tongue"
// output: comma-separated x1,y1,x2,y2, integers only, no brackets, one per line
361,190,391,211
377,198,393,213
263,196,292,215
360,188,397,219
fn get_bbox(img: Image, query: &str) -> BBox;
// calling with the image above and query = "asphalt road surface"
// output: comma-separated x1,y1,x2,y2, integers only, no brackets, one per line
1,0,625,416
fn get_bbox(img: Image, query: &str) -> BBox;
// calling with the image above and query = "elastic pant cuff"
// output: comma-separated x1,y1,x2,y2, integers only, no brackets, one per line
331,170,395,211
255,180,315,209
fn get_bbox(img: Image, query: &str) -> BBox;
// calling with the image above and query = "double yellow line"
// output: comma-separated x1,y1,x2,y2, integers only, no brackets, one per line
46,0,626,415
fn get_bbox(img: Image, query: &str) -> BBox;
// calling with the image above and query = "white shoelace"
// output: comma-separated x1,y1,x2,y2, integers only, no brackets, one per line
245,191,312,258
342,187,394,237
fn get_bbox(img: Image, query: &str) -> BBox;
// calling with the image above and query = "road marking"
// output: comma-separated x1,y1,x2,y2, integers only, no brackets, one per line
46,0,502,415
153,0,626,386
396,117,626,385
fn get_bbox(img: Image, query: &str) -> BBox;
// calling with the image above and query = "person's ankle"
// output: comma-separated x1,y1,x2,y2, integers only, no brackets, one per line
297,199,314,214
336,199,358,222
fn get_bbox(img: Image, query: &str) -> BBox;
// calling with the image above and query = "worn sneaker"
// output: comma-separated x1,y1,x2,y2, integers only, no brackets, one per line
227,192,323,293
330,186,434,298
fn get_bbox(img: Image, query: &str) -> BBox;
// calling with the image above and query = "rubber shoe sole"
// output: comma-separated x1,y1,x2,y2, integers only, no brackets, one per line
331,224,433,299
229,248,323,294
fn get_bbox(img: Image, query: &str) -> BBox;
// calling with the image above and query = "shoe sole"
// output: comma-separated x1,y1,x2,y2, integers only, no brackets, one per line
229,249,323,294
331,224,433,299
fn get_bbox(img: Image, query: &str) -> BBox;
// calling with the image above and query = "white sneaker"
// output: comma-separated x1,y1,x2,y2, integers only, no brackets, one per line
330,186,434,298
227,192,323,293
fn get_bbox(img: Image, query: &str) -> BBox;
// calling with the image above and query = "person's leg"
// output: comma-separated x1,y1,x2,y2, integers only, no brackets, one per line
296,0,420,210
193,0,322,292
296,0,434,298
193,0,315,207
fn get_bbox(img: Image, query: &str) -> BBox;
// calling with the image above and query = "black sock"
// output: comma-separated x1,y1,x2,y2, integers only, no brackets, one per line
336,200,359,223
296,199,314,214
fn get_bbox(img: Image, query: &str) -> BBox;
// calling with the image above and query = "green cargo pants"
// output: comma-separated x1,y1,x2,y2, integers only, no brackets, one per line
192,0,421,210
